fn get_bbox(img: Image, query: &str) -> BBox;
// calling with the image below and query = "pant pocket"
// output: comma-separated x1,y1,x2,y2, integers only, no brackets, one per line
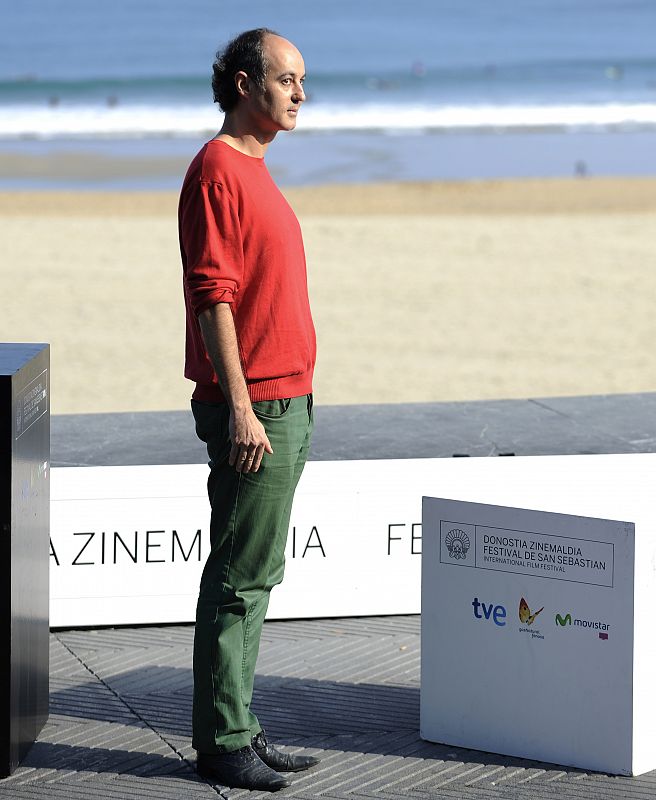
252,398,292,420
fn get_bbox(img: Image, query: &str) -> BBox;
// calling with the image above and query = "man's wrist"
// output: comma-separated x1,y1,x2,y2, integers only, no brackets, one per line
228,397,253,416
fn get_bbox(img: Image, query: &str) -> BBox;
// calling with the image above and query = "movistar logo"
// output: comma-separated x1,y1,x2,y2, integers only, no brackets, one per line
555,611,610,636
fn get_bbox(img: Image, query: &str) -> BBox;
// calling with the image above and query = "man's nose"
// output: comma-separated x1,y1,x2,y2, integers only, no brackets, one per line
293,82,306,103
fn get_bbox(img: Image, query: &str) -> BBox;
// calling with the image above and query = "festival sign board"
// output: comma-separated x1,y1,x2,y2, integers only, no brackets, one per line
421,496,656,776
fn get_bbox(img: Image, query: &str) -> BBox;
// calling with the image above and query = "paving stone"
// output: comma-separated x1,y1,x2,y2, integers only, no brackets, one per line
2,616,655,799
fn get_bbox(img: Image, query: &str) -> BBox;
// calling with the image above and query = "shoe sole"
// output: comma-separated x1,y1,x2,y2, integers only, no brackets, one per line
255,757,321,773
197,763,291,790
278,761,320,773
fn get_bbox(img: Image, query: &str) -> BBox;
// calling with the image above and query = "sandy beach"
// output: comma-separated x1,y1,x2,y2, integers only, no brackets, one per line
1,177,655,415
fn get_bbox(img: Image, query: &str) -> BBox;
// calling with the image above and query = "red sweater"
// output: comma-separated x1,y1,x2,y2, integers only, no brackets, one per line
179,140,316,403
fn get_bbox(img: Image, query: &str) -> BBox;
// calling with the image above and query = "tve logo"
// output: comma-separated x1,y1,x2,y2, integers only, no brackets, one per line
472,597,507,627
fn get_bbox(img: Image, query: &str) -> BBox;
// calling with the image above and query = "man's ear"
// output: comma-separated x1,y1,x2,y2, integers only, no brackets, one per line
234,71,251,99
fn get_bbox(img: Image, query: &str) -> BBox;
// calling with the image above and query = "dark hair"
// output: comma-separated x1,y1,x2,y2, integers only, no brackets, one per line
212,28,279,112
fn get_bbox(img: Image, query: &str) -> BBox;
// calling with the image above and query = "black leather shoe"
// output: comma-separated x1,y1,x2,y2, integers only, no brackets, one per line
197,745,291,791
252,730,320,773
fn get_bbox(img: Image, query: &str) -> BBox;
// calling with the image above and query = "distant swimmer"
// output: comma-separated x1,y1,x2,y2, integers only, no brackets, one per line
366,77,399,91
605,65,623,80
574,159,588,177
411,60,427,78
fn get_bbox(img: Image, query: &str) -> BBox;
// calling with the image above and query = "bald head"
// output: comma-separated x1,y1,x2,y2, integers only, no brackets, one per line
261,33,304,71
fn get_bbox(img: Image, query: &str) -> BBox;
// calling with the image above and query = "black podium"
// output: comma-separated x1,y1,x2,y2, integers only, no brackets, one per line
0,344,50,777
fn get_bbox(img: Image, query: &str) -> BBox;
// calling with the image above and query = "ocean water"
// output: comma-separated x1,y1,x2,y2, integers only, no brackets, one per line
2,0,656,186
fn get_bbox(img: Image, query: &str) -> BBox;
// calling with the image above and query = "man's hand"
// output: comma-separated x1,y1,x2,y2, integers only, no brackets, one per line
228,405,274,473
197,303,273,472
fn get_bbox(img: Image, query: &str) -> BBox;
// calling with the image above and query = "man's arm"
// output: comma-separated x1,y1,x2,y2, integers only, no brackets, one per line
198,303,273,473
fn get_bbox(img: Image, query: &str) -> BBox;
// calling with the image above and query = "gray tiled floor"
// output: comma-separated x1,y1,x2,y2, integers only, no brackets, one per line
2,616,653,799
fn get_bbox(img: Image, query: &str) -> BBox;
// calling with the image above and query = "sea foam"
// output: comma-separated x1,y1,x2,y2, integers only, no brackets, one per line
2,101,656,139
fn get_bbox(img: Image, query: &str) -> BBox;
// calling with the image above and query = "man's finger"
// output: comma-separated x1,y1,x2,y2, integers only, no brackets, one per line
251,443,265,472
230,444,248,472
235,446,251,472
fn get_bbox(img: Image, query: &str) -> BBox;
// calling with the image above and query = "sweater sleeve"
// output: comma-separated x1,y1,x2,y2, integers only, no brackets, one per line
180,180,244,316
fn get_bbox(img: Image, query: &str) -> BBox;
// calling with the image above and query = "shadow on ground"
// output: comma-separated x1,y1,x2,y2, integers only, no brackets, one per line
49,665,589,778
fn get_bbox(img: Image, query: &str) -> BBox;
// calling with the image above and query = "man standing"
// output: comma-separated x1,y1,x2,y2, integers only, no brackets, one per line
178,29,319,791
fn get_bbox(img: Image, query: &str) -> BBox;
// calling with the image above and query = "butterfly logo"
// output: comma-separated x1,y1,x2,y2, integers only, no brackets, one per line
519,597,544,625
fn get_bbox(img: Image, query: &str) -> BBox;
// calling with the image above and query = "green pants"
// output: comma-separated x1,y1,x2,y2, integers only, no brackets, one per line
190,394,313,753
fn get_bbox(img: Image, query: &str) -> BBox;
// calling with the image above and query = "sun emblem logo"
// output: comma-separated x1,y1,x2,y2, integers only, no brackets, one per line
445,528,470,560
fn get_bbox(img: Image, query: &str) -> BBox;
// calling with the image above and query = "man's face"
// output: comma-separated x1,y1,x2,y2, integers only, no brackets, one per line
249,35,306,133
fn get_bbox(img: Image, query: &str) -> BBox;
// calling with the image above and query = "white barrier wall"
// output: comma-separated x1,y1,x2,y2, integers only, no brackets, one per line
49,460,426,627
